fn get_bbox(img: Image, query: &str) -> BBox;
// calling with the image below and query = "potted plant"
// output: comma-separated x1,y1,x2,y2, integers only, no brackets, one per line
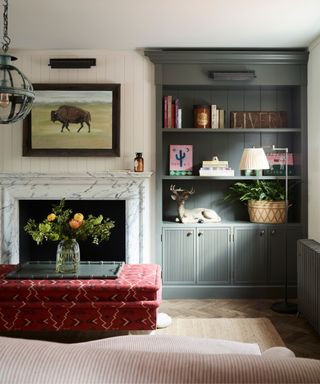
225,180,286,224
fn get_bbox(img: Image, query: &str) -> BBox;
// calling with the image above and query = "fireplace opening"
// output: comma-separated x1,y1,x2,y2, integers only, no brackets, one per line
19,200,125,263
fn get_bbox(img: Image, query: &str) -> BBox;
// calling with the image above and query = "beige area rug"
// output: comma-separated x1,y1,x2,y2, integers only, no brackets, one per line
156,317,285,352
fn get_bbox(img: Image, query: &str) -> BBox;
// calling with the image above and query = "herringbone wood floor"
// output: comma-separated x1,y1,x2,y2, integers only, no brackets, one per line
159,299,320,359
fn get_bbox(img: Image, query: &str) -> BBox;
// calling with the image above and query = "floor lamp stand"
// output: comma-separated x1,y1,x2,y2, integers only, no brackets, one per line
271,146,297,314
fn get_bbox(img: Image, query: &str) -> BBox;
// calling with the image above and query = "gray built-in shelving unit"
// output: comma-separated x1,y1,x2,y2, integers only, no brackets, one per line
144,48,308,299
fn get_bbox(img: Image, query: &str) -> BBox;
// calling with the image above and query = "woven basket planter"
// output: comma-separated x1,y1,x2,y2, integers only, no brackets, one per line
247,200,286,224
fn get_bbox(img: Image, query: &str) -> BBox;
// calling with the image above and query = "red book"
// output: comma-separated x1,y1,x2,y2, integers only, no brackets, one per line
163,96,168,128
167,96,172,128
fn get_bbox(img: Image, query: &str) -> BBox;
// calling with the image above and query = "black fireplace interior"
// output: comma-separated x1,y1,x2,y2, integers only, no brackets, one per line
19,200,125,263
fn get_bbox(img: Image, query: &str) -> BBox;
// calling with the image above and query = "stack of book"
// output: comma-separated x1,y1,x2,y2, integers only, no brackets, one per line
163,96,182,128
199,158,234,176
263,152,295,176
211,105,225,129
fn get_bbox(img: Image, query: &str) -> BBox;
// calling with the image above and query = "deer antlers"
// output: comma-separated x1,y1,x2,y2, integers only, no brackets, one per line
170,185,195,200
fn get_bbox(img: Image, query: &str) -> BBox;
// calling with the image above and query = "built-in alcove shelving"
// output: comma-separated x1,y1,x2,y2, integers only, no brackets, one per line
145,48,308,299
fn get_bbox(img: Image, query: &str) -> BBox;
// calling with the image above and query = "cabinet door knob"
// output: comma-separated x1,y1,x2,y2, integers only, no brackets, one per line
186,232,193,237
260,230,265,236
271,229,276,235
198,231,204,237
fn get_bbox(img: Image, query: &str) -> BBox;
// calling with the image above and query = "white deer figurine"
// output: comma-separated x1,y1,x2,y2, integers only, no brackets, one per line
170,185,221,224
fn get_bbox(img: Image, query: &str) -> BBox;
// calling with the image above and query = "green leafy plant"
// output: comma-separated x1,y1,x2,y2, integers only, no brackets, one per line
24,199,115,245
225,180,286,203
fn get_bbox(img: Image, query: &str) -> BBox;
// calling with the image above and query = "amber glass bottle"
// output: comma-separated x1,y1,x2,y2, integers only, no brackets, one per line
134,152,144,172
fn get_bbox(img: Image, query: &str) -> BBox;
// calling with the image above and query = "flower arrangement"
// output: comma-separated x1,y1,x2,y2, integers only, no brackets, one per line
24,199,115,245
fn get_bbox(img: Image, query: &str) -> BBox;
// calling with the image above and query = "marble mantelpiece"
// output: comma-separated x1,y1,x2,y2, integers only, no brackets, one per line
0,172,153,264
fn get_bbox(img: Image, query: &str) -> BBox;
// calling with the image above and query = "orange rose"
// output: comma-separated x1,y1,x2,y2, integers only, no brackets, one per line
69,219,81,229
47,213,56,222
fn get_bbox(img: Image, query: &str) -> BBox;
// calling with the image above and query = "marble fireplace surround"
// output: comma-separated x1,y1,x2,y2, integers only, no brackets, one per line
0,171,153,265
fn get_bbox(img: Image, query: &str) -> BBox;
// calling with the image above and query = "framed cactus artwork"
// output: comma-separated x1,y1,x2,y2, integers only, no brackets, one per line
23,83,120,157
169,144,193,176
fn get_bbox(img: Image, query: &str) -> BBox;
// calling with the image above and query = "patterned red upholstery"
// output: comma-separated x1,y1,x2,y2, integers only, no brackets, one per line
0,264,162,331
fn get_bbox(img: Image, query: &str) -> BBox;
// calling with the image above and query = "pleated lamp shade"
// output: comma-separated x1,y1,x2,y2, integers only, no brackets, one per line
239,148,270,170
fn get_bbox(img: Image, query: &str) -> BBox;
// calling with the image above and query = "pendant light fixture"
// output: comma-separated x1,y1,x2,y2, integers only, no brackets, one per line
0,0,34,124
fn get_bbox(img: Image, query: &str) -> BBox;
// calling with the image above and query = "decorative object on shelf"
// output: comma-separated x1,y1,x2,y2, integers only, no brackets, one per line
169,144,193,176
247,200,285,224
225,180,286,224
24,199,115,273
239,147,270,176
0,0,34,124
200,156,234,176
23,83,120,157
170,185,221,223
48,58,96,69
230,111,288,128
134,152,144,172
193,105,210,128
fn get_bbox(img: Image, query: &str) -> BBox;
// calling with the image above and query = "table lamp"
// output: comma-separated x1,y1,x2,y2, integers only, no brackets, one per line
239,148,270,176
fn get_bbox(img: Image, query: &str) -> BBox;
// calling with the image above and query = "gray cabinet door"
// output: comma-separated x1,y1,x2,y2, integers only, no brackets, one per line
162,228,196,284
197,227,231,284
268,225,302,285
268,227,286,284
234,227,268,284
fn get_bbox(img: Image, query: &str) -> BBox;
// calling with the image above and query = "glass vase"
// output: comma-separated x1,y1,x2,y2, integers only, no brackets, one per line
56,239,80,273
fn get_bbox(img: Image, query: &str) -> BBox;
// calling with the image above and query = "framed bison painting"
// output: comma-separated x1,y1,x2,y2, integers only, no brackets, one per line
23,83,120,156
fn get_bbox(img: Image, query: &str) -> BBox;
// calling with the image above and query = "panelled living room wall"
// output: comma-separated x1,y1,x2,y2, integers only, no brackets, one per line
0,49,157,260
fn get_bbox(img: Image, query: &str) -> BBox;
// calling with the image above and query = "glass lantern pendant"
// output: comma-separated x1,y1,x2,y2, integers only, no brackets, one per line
0,0,34,124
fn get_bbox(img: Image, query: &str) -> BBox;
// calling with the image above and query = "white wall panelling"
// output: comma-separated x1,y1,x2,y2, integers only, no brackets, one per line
1,49,155,174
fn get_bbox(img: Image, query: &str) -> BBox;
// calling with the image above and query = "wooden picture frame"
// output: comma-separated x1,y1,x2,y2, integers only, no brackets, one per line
23,83,120,157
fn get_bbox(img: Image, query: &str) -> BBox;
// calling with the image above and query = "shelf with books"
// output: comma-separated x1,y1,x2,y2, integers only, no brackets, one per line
162,128,302,133
161,85,303,130
162,175,302,180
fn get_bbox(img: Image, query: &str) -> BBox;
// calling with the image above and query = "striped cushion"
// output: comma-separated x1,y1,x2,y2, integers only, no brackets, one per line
1,336,320,384
81,334,262,355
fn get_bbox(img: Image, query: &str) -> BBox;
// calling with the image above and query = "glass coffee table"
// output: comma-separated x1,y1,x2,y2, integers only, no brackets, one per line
5,261,124,280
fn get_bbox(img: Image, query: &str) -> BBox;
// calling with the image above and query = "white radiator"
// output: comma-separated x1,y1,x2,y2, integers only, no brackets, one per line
297,239,320,334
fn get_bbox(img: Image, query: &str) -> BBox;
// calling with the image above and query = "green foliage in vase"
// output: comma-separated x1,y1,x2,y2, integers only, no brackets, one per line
24,199,115,245
225,180,286,203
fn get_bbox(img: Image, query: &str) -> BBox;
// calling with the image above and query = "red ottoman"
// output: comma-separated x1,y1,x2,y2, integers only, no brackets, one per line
0,264,162,332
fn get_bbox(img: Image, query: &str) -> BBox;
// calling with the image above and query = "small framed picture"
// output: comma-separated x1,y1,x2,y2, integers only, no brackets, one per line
169,145,193,176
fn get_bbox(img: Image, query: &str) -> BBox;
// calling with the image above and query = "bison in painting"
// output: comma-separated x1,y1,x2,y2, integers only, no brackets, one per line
51,105,91,133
